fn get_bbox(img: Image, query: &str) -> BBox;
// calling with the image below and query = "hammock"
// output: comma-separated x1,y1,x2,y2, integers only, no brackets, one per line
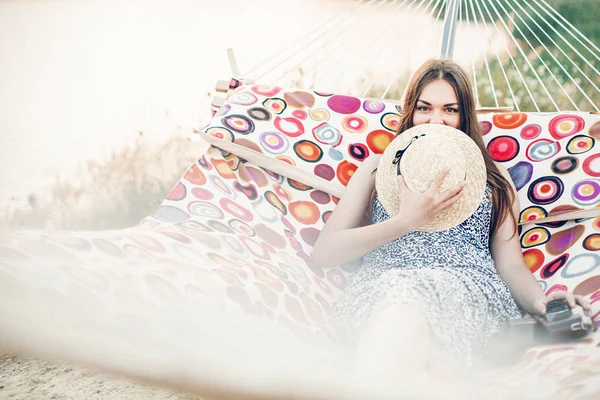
1,1,599,399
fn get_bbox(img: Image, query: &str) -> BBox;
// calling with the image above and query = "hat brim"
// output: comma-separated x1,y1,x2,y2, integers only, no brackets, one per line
375,124,487,232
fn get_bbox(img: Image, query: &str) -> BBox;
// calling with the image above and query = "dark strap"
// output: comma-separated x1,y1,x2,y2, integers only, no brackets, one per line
391,134,426,176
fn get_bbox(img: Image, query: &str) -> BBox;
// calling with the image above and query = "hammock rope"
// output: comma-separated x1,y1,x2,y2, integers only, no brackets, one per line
515,0,600,109
313,0,423,92
308,0,412,89
233,0,598,112
538,0,600,59
273,0,386,84
247,0,373,80
502,0,580,110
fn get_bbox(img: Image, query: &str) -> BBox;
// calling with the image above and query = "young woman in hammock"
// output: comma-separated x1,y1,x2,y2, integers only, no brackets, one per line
310,58,590,381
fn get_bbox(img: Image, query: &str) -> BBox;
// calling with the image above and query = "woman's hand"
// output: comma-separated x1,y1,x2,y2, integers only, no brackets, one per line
393,168,466,231
532,290,591,316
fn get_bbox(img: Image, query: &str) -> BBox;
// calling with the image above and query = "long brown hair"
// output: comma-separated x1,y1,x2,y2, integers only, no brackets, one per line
374,58,516,240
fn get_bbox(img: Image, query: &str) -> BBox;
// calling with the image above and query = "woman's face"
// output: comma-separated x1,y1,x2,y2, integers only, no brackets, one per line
412,79,460,129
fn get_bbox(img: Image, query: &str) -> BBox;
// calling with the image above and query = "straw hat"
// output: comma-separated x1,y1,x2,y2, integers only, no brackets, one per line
375,124,487,232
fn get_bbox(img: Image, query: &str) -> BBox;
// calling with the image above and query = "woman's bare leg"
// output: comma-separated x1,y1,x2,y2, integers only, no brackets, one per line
352,304,432,384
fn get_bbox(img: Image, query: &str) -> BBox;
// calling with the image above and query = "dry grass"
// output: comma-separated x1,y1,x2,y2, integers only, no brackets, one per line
1,136,206,231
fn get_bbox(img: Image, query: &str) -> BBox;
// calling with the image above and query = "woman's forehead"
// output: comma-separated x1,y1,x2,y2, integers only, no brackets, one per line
418,80,458,104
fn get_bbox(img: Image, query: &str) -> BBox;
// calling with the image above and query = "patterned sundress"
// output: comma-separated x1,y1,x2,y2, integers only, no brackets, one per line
331,188,522,368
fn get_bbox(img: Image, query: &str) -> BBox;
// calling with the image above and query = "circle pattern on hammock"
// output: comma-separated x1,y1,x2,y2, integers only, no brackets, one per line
561,254,600,279
289,201,320,225
549,114,585,140
263,98,287,114
314,164,335,181
342,115,368,133
209,175,237,199
582,153,600,177
567,135,594,154
222,114,255,134
520,124,542,140
493,113,527,129
229,91,257,105
310,190,331,204
551,156,579,175
488,136,519,162
309,108,330,121
572,179,600,206
583,234,600,251
520,205,548,223
284,91,315,108
251,85,281,97
292,109,308,120
206,126,234,142
154,205,190,223
228,219,256,236
220,198,253,222
381,113,401,132
366,129,394,154
540,254,569,279
188,201,225,219
526,139,560,162
192,187,215,200
265,191,287,215
479,121,492,136
363,100,386,114
259,132,289,154
523,248,545,273
312,122,342,146
508,161,534,191
327,95,361,114
167,182,187,201
274,116,304,137
329,147,344,160
520,227,550,248
546,225,585,255
527,176,564,205
336,161,357,186
348,143,369,161
247,107,272,121
294,140,323,162
184,164,207,185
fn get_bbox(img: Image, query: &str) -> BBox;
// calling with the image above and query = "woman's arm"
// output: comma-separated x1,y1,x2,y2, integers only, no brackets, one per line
311,157,465,268
311,156,411,268
491,164,590,315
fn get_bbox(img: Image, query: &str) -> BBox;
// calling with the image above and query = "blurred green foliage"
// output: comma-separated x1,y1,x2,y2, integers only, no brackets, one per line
471,0,599,111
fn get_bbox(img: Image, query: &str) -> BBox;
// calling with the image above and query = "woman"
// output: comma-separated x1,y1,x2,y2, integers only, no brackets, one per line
310,58,590,381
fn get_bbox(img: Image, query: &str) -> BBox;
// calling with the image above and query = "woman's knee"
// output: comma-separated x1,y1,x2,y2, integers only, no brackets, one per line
368,304,430,331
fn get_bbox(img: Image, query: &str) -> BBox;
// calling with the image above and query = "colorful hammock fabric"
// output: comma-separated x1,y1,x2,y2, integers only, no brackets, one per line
0,81,599,398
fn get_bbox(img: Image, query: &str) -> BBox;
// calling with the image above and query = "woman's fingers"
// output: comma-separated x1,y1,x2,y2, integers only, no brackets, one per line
545,290,576,308
574,295,591,311
428,168,450,194
437,183,466,210
439,181,466,201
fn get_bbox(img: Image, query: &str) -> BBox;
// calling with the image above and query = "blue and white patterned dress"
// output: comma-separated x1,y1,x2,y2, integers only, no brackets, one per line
331,188,521,368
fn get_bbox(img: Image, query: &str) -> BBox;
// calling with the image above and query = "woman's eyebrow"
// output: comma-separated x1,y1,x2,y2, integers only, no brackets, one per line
417,99,459,107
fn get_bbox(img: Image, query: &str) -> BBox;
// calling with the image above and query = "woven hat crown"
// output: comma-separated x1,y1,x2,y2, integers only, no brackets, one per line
375,124,487,232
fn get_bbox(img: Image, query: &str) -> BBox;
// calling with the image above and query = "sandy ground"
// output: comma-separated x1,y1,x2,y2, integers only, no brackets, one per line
0,354,203,400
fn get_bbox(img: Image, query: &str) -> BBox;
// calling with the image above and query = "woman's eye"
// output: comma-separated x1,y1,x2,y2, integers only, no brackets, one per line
447,108,459,113
417,106,429,111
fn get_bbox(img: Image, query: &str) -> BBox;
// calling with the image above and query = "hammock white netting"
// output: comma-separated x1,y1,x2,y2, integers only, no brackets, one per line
230,0,599,112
